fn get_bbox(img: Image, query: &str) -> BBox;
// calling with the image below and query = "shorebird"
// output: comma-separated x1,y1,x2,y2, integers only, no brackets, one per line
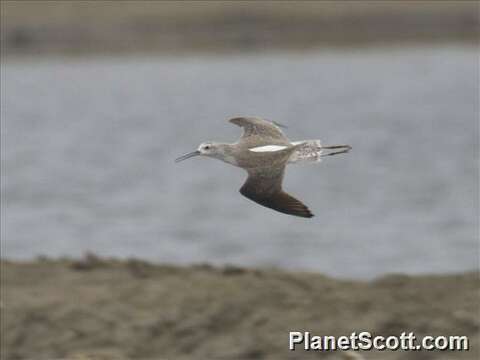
175,117,351,218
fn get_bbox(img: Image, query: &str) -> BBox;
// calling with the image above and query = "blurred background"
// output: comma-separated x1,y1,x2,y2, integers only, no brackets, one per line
1,1,479,278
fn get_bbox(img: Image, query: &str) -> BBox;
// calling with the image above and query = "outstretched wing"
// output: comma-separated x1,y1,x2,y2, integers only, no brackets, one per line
239,166,314,218
229,116,289,143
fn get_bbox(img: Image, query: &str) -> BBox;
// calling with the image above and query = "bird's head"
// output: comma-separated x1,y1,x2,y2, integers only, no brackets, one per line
175,142,222,162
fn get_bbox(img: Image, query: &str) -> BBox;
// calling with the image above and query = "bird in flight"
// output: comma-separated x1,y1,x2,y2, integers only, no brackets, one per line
175,116,351,218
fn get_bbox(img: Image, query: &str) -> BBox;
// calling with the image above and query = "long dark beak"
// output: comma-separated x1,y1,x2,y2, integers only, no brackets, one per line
175,150,200,163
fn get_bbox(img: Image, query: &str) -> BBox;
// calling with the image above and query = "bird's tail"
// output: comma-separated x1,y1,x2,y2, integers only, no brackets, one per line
288,140,351,164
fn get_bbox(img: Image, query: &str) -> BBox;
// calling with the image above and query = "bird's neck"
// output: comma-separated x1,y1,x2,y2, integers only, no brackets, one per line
216,143,238,166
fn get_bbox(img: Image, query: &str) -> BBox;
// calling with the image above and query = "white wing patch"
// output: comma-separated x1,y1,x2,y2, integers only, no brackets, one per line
249,145,288,153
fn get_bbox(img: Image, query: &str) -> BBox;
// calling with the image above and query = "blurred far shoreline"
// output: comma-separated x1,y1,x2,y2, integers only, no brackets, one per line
1,1,478,57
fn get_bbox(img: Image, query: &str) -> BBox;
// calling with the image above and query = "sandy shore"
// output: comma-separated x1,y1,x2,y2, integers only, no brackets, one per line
1,255,478,359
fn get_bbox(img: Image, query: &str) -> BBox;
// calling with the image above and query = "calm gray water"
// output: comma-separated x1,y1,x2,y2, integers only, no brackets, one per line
2,45,478,278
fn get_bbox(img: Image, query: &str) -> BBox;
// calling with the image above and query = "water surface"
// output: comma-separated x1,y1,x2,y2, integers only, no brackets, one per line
2,45,478,278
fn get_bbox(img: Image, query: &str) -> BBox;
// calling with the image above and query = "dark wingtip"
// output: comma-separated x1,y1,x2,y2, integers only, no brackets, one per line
303,210,314,218
293,206,314,218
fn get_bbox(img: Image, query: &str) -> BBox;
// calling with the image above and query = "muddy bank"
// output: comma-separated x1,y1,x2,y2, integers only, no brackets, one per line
1,256,478,360
2,1,478,56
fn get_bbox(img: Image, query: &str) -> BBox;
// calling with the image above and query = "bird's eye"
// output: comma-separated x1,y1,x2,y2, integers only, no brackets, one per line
204,145,210,150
